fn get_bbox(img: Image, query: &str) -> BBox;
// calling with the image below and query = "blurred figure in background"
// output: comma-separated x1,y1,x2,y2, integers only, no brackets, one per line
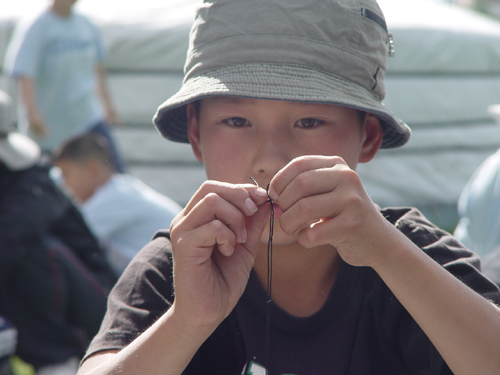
3,0,125,172
454,149,500,260
53,133,182,275
454,158,500,284
0,90,117,375
454,104,500,286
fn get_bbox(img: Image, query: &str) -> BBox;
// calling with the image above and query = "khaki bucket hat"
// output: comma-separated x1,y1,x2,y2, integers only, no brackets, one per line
153,0,411,149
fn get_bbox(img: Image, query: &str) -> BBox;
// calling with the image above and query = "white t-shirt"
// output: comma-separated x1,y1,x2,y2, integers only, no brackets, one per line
81,174,182,275
4,9,105,150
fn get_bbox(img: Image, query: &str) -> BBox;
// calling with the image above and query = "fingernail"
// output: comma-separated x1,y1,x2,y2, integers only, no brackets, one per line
255,187,268,197
268,187,279,201
241,228,247,243
245,197,258,212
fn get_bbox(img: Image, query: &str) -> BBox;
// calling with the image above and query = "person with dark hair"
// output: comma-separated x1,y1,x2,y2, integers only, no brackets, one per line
0,90,117,375
53,133,182,275
78,1,500,374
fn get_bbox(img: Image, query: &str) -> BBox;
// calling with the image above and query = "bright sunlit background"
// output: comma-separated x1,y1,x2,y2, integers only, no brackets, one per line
3,0,500,232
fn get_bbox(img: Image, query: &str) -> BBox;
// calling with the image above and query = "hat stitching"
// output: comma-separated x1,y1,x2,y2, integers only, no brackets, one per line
371,67,380,91
188,34,384,73
154,63,409,147
175,63,384,104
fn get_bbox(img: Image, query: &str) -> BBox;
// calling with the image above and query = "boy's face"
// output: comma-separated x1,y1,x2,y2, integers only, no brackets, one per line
53,0,78,7
187,97,382,245
55,159,97,203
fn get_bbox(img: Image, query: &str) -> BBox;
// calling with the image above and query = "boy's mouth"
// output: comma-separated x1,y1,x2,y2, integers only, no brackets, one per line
271,203,283,219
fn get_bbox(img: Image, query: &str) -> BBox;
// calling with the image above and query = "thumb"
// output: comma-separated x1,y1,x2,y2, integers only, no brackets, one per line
243,202,271,257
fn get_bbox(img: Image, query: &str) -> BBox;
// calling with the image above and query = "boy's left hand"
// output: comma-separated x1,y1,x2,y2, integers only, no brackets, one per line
269,155,398,267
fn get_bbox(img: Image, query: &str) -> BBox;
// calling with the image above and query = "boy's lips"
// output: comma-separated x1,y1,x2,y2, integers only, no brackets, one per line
271,203,283,219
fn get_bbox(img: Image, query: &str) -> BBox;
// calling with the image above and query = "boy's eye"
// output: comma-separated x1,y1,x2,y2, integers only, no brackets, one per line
296,118,323,128
224,117,250,127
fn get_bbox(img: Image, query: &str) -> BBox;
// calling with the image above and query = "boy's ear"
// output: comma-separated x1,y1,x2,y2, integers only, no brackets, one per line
358,113,384,163
186,102,203,163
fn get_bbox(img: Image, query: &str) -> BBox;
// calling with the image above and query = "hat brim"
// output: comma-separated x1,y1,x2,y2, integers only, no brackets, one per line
153,64,411,149
0,133,41,170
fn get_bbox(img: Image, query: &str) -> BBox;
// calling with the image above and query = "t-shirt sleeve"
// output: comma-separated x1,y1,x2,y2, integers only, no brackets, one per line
82,232,174,361
394,208,500,303
5,15,46,77
379,207,500,373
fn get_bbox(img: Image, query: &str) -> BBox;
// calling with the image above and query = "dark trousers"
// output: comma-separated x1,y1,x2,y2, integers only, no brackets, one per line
0,361,12,375
0,236,109,370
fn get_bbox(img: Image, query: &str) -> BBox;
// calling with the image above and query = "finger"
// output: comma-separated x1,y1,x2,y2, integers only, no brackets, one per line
297,218,338,249
278,166,360,233
276,165,348,211
178,192,249,244
279,193,339,236
296,209,363,251
269,155,347,201
183,181,268,216
243,202,271,253
175,219,238,263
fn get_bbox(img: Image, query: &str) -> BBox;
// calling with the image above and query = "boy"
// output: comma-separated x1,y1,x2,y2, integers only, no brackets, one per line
52,133,182,275
78,0,500,374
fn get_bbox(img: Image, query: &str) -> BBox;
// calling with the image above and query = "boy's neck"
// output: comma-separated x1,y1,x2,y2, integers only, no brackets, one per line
51,3,73,17
253,242,341,317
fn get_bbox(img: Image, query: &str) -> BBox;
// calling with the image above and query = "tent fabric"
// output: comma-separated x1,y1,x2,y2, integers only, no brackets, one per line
2,0,500,230
356,0,500,229
382,0,500,73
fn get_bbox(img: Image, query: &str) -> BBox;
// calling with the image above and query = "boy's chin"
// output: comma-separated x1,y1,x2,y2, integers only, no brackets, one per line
259,226,298,247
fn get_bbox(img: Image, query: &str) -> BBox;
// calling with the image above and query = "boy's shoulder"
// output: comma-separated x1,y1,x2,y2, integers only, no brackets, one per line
381,206,469,256
382,206,484,268
381,206,441,232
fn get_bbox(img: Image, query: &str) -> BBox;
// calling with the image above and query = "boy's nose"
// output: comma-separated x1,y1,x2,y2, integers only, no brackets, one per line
251,128,291,178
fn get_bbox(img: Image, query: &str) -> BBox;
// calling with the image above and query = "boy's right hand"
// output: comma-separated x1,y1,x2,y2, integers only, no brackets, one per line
169,181,269,330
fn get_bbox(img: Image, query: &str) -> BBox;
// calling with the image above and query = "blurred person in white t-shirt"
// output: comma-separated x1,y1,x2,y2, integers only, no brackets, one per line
53,133,182,275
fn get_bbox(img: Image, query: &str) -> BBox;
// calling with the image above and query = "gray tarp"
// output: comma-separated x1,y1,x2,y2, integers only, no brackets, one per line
2,0,500,230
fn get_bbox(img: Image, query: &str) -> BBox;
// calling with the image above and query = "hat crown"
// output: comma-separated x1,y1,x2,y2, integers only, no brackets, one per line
186,0,389,100
153,0,411,149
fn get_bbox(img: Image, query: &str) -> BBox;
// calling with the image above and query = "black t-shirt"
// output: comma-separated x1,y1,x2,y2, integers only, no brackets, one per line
0,163,118,367
0,164,117,289
84,207,500,374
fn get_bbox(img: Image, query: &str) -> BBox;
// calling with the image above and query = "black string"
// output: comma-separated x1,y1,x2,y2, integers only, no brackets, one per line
250,177,274,374
265,183,274,374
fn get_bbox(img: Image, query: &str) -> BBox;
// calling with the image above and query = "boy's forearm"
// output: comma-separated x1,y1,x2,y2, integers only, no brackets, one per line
371,227,500,375
78,305,217,375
